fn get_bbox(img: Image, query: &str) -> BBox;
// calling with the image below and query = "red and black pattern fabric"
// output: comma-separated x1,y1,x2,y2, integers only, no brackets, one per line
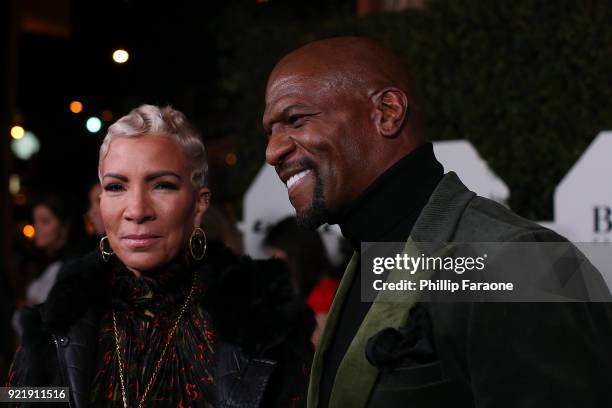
89,263,215,407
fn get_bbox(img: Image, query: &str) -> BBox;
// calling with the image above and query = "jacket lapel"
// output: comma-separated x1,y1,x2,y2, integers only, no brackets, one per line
307,253,359,407
308,172,476,407
51,310,100,408
409,172,475,244
328,240,425,408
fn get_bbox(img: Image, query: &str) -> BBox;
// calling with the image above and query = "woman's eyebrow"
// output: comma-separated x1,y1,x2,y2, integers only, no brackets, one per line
145,171,182,182
102,173,127,181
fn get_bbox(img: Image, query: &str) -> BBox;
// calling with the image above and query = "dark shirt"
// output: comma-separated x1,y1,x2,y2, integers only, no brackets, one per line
318,143,443,407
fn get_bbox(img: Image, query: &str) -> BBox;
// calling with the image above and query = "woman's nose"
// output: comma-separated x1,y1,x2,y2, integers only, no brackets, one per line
124,188,155,223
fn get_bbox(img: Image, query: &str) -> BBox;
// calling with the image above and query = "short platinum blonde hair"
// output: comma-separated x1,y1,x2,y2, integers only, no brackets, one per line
98,104,208,187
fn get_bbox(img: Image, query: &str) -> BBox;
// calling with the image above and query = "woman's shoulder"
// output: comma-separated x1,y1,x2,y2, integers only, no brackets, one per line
39,249,109,330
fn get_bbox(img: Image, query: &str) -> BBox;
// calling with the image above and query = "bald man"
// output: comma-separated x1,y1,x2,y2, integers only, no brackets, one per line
264,37,612,408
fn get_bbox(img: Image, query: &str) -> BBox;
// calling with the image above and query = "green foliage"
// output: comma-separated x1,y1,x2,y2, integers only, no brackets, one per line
220,0,612,220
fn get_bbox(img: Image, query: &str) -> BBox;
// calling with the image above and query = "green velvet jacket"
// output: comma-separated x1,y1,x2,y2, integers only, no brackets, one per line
308,172,612,408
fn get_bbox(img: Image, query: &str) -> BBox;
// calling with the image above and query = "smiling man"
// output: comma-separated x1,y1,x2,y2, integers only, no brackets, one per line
264,37,612,408
264,37,424,229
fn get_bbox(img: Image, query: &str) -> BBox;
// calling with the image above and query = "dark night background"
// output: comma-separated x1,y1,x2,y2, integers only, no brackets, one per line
10,0,357,216
2,0,612,377
7,0,612,226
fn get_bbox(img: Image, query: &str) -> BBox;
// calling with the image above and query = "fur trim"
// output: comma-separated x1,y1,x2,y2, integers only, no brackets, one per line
40,241,314,357
40,250,109,329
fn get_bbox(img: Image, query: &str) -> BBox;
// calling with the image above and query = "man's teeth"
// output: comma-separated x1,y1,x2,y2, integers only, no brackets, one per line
286,169,311,189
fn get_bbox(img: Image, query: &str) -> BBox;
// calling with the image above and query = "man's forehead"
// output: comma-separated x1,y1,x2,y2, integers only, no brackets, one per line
266,67,350,100
268,69,323,93
267,73,306,96
265,72,335,110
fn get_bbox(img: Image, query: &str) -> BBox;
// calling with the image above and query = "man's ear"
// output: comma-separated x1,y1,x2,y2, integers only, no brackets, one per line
372,88,409,138
194,187,211,227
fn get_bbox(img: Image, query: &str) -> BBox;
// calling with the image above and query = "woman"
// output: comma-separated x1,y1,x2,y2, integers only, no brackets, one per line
25,196,84,304
12,195,84,337
8,105,314,407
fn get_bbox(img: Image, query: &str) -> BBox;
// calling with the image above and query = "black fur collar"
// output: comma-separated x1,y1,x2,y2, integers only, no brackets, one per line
40,241,314,357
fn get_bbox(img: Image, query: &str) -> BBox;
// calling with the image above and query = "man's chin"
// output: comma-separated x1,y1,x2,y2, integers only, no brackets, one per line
295,205,329,230
292,170,328,229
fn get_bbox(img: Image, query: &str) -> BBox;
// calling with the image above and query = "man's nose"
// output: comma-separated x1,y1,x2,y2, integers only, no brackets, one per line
266,130,295,166
124,187,155,223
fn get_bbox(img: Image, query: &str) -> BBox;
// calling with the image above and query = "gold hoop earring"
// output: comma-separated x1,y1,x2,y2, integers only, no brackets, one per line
189,227,207,261
99,236,114,262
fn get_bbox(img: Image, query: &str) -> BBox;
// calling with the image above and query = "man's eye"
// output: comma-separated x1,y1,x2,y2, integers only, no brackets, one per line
103,183,124,192
154,182,178,190
288,115,304,126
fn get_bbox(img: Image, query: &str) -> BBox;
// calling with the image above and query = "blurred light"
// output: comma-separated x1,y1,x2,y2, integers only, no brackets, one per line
70,101,83,113
9,174,20,195
102,110,113,122
112,49,129,63
86,116,102,133
11,131,40,159
15,193,27,206
85,217,95,236
11,125,25,140
225,152,237,166
23,224,35,239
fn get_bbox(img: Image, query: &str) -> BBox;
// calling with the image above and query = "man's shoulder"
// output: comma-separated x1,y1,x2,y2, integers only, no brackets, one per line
424,172,562,243
415,172,563,243
455,195,562,242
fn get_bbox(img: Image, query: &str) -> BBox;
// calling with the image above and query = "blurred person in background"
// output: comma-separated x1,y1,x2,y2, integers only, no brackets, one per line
201,205,243,255
12,195,85,338
22,194,84,308
7,104,313,407
86,181,105,238
264,216,339,345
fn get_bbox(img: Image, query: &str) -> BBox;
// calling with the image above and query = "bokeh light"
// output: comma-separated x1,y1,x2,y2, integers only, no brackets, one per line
70,101,83,113
225,152,237,166
86,116,102,133
23,224,35,239
112,49,129,63
102,110,113,121
15,193,27,206
11,131,40,159
10,125,24,140
9,174,20,195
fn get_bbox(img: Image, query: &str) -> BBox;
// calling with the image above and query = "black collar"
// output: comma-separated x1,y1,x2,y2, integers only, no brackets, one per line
332,143,443,251
40,241,315,356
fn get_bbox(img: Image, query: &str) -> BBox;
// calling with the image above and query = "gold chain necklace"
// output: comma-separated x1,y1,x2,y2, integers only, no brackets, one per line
112,271,198,408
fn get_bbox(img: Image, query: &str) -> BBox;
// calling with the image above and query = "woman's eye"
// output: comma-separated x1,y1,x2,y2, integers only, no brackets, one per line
103,183,124,192
154,181,178,190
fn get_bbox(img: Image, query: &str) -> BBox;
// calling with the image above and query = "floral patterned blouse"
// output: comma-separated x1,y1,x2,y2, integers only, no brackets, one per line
89,260,215,407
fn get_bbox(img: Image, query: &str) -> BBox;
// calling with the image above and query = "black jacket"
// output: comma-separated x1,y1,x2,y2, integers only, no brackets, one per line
9,242,315,407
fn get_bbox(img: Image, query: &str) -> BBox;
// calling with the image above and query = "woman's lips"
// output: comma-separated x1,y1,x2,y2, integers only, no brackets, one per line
121,234,161,249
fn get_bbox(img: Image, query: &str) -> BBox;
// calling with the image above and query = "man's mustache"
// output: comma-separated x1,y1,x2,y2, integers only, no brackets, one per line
276,157,318,178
